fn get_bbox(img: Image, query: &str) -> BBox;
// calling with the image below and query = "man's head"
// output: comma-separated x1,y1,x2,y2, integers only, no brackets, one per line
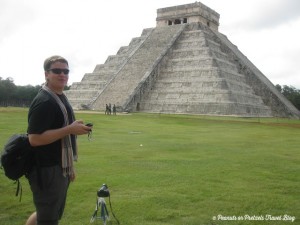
44,55,69,93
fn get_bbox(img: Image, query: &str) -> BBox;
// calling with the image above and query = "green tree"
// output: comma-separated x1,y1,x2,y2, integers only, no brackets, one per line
276,84,300,110
0,77,17,105
0,77,41,106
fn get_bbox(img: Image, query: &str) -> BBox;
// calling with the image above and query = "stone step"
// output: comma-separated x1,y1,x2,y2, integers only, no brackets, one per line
145,89,264,102
170,47,211,58
81,71,114,81
153,79,253,92
93,64,120,73
174,39,207,49
70,81,107,90
180,30,206,39
157,69,246,83
164,57,238,71
65,90,99,98
139,102,272,116
104,55,128,65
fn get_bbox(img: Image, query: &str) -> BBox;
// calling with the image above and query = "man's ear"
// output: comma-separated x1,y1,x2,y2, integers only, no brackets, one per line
45,71,49,83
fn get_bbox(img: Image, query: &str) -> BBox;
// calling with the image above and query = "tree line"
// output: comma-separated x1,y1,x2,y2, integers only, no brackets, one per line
0,77,69,107
0,77,299,110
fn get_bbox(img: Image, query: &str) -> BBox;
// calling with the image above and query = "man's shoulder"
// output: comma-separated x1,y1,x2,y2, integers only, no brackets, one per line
29,90,58,112
32,90,56,104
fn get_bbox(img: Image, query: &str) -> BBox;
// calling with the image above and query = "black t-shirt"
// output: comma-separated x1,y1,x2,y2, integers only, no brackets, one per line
28,90,72,166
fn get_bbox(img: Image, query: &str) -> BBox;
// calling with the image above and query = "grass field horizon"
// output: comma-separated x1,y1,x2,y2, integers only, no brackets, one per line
0,107,299,225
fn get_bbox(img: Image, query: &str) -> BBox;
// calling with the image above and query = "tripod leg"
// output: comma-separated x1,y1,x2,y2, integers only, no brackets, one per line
101,202,105,223
103,202,109,218
90,198,99,223
100,200,109,224
90,210,97,223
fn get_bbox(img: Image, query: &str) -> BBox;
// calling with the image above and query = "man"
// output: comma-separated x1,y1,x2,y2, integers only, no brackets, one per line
25,55,92,225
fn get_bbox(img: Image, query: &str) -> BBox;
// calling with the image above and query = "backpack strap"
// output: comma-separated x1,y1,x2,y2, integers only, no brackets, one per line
15,179,22,202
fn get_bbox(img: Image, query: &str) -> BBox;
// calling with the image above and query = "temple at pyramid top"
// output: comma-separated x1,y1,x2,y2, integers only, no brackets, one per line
156,1,220,31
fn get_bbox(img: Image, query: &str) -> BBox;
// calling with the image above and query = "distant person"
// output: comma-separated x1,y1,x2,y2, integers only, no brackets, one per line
105,104,109,115
113,104,116,115
108,103,112,115
25,55,92,225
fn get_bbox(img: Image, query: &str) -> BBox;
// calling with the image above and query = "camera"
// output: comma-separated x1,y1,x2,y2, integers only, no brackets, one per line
97,184,110,197
86,123,93,127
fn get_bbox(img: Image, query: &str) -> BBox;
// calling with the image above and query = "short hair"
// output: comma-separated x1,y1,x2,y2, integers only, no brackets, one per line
43,55,69,71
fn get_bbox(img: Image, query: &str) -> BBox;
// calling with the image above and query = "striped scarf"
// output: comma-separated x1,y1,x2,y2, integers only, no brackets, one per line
42,85,77,177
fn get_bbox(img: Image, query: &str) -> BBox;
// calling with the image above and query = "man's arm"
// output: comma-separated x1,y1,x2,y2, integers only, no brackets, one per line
28,120,91,147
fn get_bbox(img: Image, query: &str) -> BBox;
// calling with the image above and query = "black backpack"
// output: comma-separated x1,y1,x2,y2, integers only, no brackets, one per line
1,134,34,200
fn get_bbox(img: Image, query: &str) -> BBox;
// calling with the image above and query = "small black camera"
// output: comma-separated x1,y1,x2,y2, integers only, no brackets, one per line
86,123,93,127
97,184,110,197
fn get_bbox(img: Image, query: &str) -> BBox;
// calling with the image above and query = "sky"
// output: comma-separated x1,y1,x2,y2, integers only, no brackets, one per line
1,0,300,89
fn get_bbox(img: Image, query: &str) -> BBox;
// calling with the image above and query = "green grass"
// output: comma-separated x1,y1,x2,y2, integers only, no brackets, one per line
0,107,299,225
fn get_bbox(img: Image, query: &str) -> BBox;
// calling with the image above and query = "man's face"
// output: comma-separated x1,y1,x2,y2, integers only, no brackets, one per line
45,61,69,93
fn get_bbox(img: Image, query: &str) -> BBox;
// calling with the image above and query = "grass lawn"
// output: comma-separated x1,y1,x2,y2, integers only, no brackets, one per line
0,107,299,225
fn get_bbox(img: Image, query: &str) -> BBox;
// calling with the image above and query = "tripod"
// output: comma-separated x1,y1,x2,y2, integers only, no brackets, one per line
90,196,109,224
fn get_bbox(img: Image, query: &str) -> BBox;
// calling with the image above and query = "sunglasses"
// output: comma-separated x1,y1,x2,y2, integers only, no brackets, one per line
48,68,70,75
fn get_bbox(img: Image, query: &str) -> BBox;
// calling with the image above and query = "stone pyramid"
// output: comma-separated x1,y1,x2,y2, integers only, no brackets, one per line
65,2,300,118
